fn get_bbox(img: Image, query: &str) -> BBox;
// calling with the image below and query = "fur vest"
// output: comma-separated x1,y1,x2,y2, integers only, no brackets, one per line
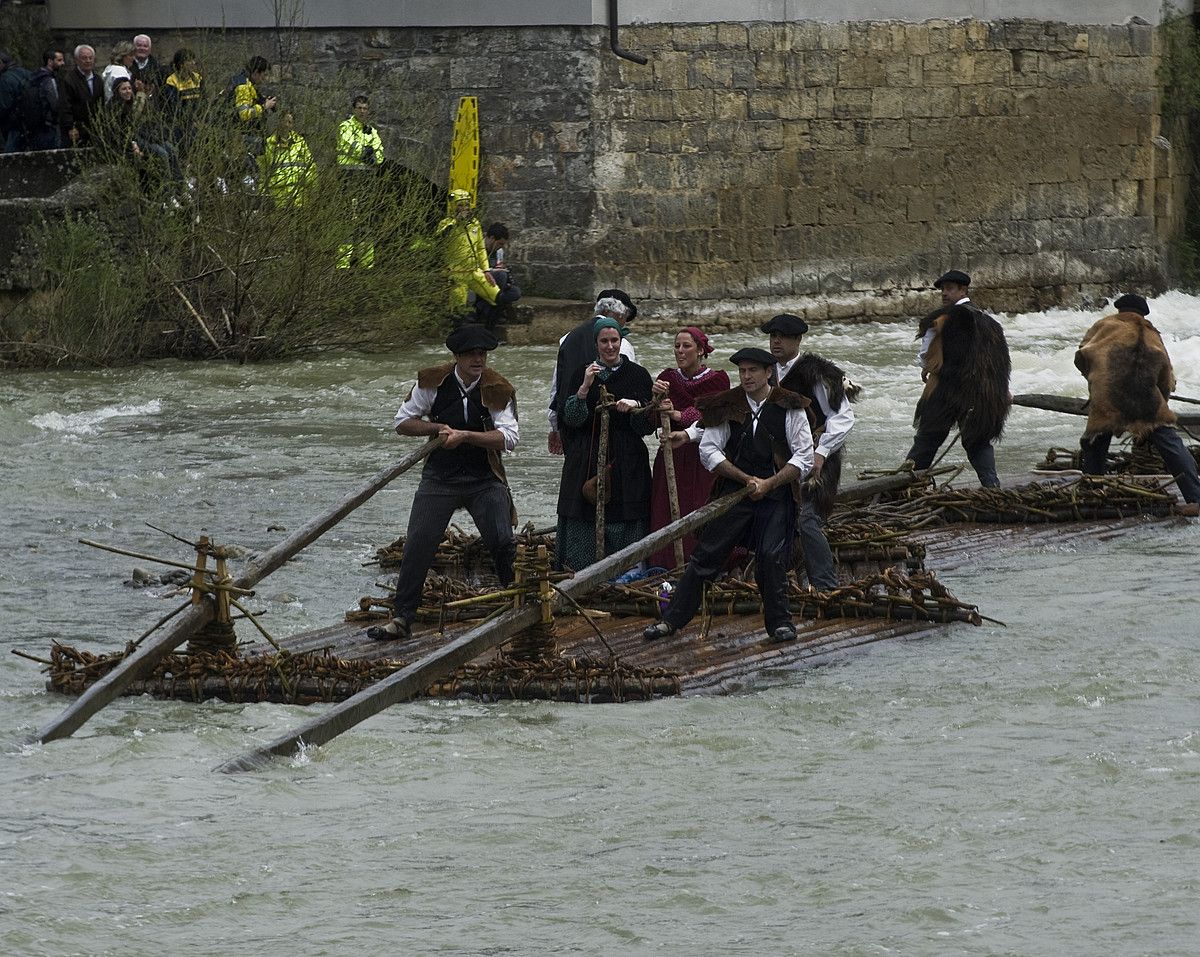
1074,312,1176,438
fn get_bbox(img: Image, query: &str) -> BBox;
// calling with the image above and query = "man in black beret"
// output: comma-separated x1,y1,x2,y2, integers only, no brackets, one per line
760,312,855,590
906,271,1010,486
645,347,825,644
1074,295,1200,515
546,289,638,455
368,325,520,640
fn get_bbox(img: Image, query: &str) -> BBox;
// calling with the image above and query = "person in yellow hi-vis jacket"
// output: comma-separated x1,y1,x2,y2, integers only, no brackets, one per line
258,111,316,208
336,95,384,269
438,189,498,313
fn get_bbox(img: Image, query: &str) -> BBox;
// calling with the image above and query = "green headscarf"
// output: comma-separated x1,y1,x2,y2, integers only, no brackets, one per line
592,316,627,339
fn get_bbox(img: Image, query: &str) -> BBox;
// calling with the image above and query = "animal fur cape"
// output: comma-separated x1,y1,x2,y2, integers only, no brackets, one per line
914,304,1011,448
1073,311,1177,439
779,353,856,518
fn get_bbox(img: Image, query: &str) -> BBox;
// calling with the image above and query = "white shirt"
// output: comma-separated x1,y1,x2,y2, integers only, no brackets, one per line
547,332,636,431
775,353,854,460
394,367,519,452
699,394,814,479
917,296,969,367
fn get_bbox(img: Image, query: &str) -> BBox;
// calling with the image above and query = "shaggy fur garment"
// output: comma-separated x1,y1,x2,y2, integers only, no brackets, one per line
1073,312,1177,438
915,305,1011,449
780,354,855,519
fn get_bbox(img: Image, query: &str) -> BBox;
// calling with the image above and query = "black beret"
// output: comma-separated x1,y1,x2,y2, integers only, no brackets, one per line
445,324,499,354
934,269,971,289
759,313,808,336
729,347,777,368
595,287,637,322
1113,293,1150,316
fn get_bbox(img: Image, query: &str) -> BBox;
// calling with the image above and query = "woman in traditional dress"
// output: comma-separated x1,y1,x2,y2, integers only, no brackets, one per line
647,326,729,568
555,318,655,571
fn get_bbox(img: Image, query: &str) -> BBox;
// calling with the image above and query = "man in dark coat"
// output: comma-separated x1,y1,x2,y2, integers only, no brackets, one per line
645,348,821,644
59,44,103,146
546,288,637,454
1075,294,1200,514
761,312,854,590
368,325,519,640
906,270,1011,487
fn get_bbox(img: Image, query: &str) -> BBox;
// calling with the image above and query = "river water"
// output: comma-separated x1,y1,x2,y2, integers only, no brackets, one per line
2,296,1198,956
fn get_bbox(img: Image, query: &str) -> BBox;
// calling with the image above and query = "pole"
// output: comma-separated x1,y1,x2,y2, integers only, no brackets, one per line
660,411,685,569
22,436,446,747
215,485,753,773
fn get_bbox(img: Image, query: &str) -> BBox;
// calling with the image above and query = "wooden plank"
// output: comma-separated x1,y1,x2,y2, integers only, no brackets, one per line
215,486,753,772
21,437,445,747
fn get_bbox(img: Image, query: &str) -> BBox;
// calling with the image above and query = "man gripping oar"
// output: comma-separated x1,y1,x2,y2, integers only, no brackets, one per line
369,324,520,641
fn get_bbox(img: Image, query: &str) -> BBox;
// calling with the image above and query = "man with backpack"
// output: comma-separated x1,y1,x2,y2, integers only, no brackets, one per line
7,49,63,152
0,50,32,152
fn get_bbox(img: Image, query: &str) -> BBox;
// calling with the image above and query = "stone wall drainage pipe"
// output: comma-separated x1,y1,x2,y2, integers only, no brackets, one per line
609,0,648,64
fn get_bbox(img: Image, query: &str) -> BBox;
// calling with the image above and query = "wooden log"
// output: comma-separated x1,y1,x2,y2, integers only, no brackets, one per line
215,485,753,773
1013,393,1200,427
21,436,446,747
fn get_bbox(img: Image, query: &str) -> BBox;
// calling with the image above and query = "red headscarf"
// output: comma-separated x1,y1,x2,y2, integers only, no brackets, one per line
679,325,713,357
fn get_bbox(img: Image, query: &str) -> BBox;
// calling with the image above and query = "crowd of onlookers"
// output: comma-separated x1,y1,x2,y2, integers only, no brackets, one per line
0,36,384,193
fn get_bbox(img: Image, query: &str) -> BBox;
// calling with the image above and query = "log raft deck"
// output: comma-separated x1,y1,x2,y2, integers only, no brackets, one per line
41,470,1188,707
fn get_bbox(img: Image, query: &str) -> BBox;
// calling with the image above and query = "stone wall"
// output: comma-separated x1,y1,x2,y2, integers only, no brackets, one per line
19,8,1196,321
593,19,1186,321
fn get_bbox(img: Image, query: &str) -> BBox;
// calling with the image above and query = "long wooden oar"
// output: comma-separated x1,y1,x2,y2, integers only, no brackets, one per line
215,485,753,773
1012,393,1200,427
659,411,685,569
22,436,445,747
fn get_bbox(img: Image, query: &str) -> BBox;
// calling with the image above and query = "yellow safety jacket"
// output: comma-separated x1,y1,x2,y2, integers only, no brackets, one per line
336,116,384,169
234,78,267,125
259,132,316,207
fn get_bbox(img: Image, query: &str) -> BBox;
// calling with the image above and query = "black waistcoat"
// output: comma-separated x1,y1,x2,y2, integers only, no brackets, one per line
718,402,791,499
425,375,495,480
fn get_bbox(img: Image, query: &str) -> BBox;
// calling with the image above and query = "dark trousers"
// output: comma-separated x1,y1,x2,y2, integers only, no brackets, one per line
907,428,999,488
1081,427,1200,504
797,499,838,590
663,493,795,634
392,474,516,623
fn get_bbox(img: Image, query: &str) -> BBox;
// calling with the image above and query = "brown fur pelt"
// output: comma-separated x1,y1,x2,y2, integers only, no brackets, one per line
697,385,809,427
1073,311,1176,438
915,304,1011,448
411,363,518,415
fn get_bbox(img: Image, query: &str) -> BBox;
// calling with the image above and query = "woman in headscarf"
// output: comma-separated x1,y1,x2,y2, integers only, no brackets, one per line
555,317,655,570
647,326,729,569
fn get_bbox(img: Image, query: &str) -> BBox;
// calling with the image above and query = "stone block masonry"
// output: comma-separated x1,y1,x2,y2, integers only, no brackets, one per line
593,18,1186,323
36,14,1191,325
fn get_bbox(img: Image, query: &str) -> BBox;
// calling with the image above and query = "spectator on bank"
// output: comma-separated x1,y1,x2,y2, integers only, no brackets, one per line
0,50,32,153
16,48,63,151
232,55,277,155
101,40,136,102
336,94,384,268
103,76,181,180
473,222,522,328
484,222,508,269
130,34,164,95
259,110,316,208
161,48,202,151
60,44,104,146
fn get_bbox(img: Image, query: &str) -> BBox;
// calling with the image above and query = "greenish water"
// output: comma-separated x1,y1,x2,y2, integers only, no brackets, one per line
2,298,1198,955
